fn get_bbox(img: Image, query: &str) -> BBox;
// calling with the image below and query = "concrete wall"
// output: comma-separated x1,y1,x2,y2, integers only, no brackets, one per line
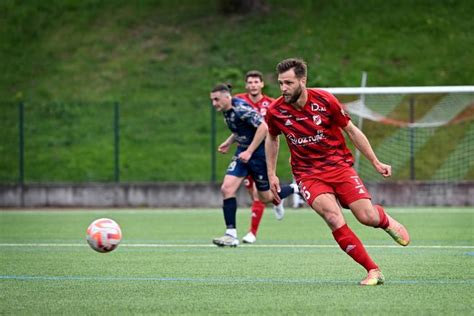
0,182,473,208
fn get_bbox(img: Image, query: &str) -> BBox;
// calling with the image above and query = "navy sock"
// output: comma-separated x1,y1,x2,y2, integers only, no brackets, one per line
223,197,237,229
278,185,295,199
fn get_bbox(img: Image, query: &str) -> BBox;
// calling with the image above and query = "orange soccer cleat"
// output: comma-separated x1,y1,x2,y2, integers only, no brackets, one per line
384,214,410,246
360,269,385,286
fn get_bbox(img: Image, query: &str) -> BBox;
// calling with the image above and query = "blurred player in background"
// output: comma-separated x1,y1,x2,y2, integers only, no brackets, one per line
265,58,410,285
210,83,297,247
232,70,287,244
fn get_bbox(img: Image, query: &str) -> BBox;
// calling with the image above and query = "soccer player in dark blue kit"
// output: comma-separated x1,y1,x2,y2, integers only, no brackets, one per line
210,83,296,247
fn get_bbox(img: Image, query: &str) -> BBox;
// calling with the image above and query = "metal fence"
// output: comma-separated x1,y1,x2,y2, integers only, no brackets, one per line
1,99,472,184
0,101,227,183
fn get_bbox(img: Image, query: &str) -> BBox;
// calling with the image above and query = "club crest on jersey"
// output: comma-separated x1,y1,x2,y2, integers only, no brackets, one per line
311,103,326,112
313,115,322,125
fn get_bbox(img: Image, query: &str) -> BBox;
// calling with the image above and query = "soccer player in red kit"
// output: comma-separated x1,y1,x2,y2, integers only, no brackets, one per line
234,70,273,117
265,58,410,285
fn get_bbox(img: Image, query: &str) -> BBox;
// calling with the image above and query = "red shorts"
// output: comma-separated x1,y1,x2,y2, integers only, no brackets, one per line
243,175,254,189
297,167,371,208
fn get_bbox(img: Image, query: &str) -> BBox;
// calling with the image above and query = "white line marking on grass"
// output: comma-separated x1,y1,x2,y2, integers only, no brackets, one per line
1,207,473,214
0,209,221,215
0,243,472,249
1,275,472,285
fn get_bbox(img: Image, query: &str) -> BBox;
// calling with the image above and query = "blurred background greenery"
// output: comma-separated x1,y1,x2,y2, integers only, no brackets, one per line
1,0,473,182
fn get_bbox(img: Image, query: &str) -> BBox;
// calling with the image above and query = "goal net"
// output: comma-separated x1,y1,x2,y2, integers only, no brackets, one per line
323,86,474,183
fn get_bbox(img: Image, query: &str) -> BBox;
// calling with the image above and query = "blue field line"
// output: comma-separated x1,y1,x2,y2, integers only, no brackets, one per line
1,275,472,286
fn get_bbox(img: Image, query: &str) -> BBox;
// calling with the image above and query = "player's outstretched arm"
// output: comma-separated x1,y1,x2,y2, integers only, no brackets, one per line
265,133,281,202
343,121,392,177
239,122,268,163
218,134,236,154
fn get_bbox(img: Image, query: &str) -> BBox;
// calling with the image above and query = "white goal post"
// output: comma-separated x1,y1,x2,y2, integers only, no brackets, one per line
318,85,474,182
323,85,474,95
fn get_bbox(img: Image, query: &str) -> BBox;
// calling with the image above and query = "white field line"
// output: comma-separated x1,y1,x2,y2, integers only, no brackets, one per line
0,243,472,249
0,208,473,215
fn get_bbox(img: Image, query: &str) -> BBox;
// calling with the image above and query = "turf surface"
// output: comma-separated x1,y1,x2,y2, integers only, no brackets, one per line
1,207,473,314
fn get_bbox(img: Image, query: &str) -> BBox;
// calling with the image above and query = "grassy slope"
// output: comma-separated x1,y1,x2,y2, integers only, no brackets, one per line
0,0,473,182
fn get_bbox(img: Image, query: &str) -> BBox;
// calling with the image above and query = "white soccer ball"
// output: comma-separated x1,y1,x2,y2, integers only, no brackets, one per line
86,218,122,253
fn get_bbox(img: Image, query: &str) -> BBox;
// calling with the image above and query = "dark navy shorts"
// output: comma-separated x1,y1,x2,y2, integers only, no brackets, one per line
225,149,270,191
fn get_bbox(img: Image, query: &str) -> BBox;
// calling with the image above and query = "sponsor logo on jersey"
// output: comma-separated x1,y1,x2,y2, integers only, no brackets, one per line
311,103,326,112
285,119,292,126
296,117,308,121
287,130,325,145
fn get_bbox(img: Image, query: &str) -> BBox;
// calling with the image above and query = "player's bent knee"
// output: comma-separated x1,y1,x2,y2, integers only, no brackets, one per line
356,214,374,226
349,200,379,227
324,212,345,229
312,207,344,230
220,184,236,197
257,191,273,204
354,209,379,226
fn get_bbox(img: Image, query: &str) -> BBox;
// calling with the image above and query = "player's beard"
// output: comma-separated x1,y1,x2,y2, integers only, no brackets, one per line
285,84,302,104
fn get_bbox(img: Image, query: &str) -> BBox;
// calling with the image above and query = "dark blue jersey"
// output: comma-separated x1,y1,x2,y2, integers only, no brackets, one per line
223,97,265,154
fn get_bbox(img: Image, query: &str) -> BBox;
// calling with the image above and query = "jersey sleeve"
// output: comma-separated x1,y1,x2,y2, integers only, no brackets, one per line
325,91,351,128
233,98,263,128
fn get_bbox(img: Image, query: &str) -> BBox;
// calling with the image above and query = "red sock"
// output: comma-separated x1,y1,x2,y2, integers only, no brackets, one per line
249,201,265,235
332,224,378,272
375,205,389,229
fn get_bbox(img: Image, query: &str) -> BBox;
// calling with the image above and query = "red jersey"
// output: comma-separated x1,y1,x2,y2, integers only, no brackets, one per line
266,88,354,181
234,93,274,117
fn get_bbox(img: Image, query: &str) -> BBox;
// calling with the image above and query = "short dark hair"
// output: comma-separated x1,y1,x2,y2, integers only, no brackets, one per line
245,70,263,82
211,83,232,93
276,58,307,78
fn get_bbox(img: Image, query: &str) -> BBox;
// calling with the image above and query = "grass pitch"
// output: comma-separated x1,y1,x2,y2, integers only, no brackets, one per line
1,207,473,315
